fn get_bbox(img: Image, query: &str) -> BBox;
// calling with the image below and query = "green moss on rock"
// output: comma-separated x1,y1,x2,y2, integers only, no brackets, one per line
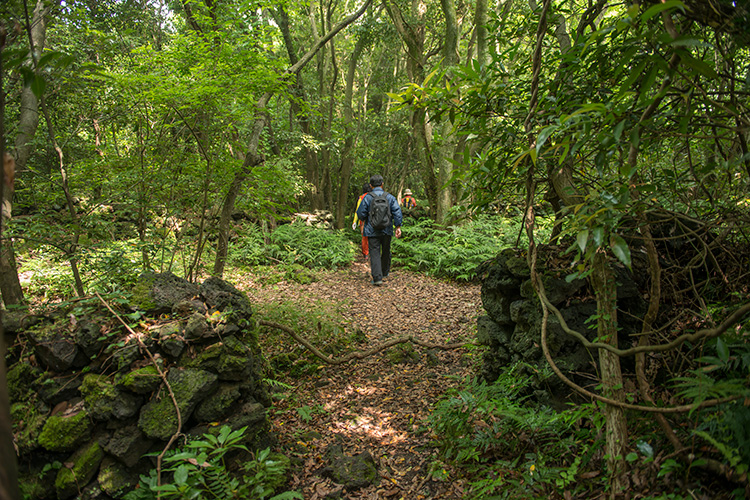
98,457,138,498
80,374,117,418
11,401,46,455
138,368,218,440
194,384,242,422
118,365,161,394
55,441,104,500
19,466,56,500
130,274,157,312
184,336,254,381
38,410,92,453
7,361,41,402
81,373,143,420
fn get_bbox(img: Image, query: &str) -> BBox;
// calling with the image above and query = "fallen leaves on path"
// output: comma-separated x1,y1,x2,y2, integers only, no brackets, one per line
238,260,483,499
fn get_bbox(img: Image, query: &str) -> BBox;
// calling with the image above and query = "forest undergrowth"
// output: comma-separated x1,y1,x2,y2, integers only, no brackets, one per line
231,254,750,500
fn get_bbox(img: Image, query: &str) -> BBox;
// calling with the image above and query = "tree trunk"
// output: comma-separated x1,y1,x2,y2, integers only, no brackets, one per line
474,0,489,66
14,0,46,173
335,33,366,229
273,5,326,211
383,0,440,217
0,23,22,500
0,0,49,307
434,0,459,224
591,251,628,496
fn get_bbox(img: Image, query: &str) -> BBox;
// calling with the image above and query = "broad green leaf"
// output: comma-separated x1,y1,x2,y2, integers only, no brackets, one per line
577,229,589,253
37,51,63,68
716,337,729,363
613,120,626,142
610,234,631,268
636,440,654,458
669,36,710,49
174,464,189,485
630,126,640,149
678,51,718,79
641,0,684,23
536,125,557,155
592,226,605,247
30,75,47,99
617,59,648,97
638,67,658,103
422,64,442,87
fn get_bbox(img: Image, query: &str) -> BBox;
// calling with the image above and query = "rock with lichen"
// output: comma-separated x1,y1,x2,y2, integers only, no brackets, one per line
80,374,142,420
138,368,218,440
117,365,162,394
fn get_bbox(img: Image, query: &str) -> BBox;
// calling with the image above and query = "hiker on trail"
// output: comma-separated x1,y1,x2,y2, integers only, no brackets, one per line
352,183,371,258
401,189,416,209
357,174,403,286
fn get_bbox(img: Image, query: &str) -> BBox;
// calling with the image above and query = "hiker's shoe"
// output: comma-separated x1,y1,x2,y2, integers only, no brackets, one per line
371,280,383,286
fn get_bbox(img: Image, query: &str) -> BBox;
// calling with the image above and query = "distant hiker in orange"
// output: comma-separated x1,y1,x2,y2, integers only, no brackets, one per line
352,182,371,257
401,189,416,209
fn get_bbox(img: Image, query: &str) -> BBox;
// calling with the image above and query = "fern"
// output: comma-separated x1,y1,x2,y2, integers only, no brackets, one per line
124,426,301,500
672,370,747,410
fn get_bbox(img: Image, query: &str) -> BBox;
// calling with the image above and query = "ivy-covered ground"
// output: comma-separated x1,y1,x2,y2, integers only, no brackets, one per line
233,257,483,499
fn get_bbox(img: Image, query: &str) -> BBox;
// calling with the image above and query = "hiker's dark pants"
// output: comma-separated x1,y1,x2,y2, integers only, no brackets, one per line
368,234,392,281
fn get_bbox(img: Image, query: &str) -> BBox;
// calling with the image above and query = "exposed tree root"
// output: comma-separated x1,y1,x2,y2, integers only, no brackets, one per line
258,319,473,365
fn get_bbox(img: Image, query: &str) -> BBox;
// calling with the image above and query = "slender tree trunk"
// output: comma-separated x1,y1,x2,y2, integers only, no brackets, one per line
383,0,440,217
14,0,46,173
323,2,338,215
474,0,489,66
274,5,327,211
591,251,628,496
336,34,366,228
0,1,49,307
434,0,459,224
0,24,23,500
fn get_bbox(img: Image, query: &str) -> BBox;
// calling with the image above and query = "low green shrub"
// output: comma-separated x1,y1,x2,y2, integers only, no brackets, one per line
268,223,355,269
256,298,362,380
674,336,750,479
124,425,301,500
228,224,271,267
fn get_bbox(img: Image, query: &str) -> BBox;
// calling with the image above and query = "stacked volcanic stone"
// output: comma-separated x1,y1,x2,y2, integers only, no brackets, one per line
6,272,272,500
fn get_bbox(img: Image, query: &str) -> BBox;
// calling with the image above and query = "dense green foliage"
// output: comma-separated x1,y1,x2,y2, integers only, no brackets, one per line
429,360,750,499
124,426,301,500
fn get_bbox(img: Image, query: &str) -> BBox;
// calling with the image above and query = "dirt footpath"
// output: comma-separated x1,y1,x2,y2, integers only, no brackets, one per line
239,261,483,499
